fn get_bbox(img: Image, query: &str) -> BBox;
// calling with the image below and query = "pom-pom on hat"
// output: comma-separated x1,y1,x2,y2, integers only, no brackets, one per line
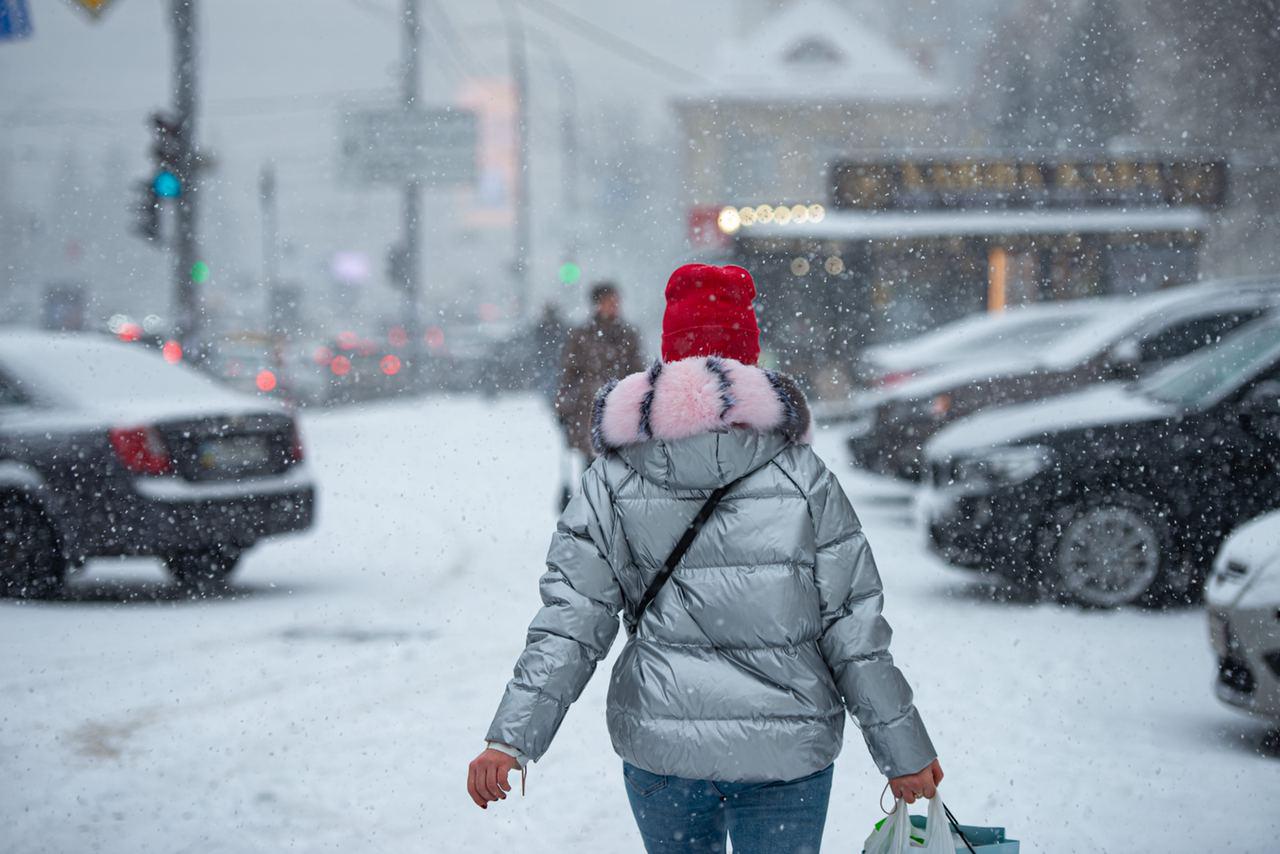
661,263,761,365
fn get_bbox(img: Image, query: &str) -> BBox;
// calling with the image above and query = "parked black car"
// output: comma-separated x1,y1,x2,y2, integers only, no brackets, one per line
919,314,1280,607
0,333,315,597
848,281,1280,480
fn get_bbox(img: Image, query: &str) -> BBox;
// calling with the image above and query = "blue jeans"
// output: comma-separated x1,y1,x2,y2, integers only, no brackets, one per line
623,762,833,854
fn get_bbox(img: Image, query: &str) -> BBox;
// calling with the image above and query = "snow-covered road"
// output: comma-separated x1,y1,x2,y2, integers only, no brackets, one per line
3,395,1277,853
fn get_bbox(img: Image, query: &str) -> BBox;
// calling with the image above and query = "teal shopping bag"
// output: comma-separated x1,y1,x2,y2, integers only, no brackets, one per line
909,813,1021,853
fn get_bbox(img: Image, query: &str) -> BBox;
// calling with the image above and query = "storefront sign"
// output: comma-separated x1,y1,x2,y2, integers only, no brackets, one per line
831,156,1227,211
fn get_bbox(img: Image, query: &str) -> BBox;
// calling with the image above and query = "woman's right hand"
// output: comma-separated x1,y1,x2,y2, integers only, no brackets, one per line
467,748,522,809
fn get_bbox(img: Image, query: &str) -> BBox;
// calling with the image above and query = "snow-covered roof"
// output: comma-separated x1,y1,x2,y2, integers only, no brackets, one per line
681,0,946,104
743,206,1211,241
0,332,275,420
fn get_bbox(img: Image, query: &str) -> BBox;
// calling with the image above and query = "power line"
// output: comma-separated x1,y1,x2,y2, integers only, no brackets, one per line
423,0,486,79
515,0,706,85
1,86,398,128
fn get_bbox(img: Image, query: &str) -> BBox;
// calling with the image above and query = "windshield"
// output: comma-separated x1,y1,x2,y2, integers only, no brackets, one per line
1139,320,1280,408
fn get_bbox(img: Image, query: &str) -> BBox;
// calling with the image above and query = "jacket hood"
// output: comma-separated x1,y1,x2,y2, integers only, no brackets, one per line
591,356,811,489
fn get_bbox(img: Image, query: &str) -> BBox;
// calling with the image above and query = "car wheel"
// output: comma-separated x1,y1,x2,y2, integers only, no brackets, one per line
1047,495,1168,607
0,496,67,600
165,547,242,594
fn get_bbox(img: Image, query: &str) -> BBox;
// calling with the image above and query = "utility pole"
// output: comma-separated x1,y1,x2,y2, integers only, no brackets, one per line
259,160,280,332
400,0,423,344
170,0,201,349
502,0,531,321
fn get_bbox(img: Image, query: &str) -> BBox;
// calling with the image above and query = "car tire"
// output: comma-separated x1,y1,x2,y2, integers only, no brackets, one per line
1041,493,1171,608
0,495,67,600
165,547,242,594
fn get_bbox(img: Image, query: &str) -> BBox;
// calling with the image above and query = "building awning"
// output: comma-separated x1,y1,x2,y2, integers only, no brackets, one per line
740,206,1209,242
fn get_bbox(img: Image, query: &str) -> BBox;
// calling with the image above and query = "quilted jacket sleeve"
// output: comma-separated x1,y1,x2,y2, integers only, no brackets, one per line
805,451,937,779
484,462,624,762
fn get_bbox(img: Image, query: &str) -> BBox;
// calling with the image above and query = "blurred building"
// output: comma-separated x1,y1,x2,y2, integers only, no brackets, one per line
673,0,956,207
978,0,1280,279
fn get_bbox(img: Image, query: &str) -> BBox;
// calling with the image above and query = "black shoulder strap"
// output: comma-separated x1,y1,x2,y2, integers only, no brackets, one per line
626,476,743,636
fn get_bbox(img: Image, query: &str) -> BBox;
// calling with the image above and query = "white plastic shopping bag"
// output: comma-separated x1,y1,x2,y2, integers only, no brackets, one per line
863,795,957,853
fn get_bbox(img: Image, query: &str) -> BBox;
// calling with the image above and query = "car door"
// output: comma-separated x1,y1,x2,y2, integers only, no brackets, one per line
1184,358,1280,564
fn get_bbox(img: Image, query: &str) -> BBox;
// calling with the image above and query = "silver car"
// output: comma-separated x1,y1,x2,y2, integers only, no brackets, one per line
1206,510,1280,722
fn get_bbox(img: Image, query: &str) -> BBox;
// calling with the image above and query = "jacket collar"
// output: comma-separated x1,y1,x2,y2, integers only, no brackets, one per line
591,356,811,455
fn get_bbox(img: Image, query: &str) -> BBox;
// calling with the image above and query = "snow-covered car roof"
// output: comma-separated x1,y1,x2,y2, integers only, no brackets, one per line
1039,283,1280,369
0,332,278,420
858,354,1044,407
863,298,1116,371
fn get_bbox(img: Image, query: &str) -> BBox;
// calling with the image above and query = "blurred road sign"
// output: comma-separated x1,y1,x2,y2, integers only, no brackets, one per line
67,0,115,19
339,106,477,188
0,0,33,41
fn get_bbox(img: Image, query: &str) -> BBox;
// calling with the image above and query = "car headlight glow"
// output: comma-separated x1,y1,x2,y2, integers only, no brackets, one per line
948,444,1056,486
982,444,1056,483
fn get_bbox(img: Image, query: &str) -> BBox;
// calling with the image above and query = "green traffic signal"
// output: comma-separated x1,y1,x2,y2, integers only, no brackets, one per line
558,262,581,285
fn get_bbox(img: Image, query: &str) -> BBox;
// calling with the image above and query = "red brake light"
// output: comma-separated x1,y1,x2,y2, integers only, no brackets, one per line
877,370,916,388
109,427,174,475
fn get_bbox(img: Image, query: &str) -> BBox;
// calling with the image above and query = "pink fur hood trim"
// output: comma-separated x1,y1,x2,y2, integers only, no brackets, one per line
591,356,812,454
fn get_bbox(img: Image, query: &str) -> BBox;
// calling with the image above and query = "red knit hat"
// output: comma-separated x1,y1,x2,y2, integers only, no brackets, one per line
661,263,761,365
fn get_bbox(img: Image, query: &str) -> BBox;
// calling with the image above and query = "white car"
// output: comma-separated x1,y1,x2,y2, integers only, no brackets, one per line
1206,510,1280,723
855,299,1112,391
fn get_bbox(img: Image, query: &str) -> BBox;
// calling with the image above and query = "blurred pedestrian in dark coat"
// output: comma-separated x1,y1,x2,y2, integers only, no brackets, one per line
555,282,644,458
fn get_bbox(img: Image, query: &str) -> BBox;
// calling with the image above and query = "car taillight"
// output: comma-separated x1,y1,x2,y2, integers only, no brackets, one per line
289,422,305,464
108,426,174,475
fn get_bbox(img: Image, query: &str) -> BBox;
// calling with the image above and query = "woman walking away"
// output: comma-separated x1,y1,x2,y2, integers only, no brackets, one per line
468,264,942,853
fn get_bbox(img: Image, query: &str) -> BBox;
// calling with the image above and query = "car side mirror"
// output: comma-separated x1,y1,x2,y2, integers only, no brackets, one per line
1240,380,1280,438
1106,339,1141,376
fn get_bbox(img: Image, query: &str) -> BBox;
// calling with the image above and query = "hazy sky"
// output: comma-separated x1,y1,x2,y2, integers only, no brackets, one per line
4,0,748,325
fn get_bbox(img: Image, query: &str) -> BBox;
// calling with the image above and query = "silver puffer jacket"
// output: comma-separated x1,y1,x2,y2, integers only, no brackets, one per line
486,356,935,782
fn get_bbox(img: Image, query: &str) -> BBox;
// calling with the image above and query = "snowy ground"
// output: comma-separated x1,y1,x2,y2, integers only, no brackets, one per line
3,395,1278,853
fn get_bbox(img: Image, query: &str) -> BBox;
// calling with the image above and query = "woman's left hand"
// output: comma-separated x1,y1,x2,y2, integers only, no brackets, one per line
889,758,944,804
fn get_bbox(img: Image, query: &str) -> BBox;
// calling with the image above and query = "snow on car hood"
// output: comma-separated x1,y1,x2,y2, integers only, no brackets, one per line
866,355,1042,407
925,382,1174,458
1217,512,1280,568
1207,511,1280,609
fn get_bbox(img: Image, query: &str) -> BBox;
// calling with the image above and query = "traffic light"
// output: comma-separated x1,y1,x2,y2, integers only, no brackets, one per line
150,111,185,197
131,180,160,240
132,112,191,245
